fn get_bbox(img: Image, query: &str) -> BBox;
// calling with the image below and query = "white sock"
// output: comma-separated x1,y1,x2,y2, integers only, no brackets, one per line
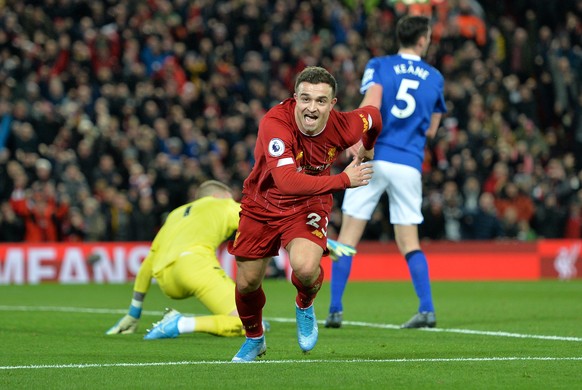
177,316,196,334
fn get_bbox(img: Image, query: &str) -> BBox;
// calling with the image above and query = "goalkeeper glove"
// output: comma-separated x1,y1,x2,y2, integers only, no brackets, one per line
327,238,357,261
105,314,139,335
105,304,141,335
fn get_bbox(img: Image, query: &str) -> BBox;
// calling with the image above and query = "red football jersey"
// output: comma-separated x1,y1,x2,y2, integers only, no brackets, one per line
241,98,381,218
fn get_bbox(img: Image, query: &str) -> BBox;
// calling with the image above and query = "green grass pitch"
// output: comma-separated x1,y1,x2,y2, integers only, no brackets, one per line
1,279,581,389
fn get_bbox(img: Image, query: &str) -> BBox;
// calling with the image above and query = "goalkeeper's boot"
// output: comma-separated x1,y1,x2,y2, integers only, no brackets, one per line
324,311,343,328
296,304,318,352
400,311,436,329
231,336,267,362
144,308,182,340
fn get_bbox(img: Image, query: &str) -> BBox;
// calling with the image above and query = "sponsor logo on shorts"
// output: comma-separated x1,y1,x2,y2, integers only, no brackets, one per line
307,212,327,238
311,230,324,238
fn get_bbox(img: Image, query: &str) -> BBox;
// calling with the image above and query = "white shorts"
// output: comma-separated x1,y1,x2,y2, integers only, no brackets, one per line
342,160,423,225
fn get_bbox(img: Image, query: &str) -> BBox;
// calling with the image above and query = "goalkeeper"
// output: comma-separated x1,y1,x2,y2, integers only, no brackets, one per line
106,180,249,339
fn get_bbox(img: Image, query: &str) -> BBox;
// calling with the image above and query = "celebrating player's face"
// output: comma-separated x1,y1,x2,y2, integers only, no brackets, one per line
294,82,337,136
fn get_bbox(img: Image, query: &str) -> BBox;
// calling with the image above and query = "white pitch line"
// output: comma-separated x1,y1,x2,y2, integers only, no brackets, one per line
266,316,582,342
419,326,582,342
1,305,582,342
2,356,582,370
0,305,165,316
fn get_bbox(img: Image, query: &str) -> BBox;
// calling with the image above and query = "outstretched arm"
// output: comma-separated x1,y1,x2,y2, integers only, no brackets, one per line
105,254,153,335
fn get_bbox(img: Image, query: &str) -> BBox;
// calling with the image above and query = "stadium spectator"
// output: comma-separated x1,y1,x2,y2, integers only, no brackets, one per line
155,160,189,211
0,0,580,245
81,196,107,242
453,0,487,47
92,154,123,189
517,219,538,242
441,179,464,241
462,192,505,240
494,182,535,225
104,190,133,242
0,200,25,242
59,163,91,208
61,206,87,242
564,200,582,238
129,194,158,242
532,193,568,239
483,161,510,196
461,175,482,215
499,206,520,239
75,139,98,186
421,193,447,241
10,122,39,156
9,181,69,242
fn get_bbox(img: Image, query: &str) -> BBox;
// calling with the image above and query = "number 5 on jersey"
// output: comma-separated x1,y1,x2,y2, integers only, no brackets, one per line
391,78,420,119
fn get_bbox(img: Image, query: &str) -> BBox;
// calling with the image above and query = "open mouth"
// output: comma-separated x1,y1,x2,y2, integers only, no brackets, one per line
304,114,318,126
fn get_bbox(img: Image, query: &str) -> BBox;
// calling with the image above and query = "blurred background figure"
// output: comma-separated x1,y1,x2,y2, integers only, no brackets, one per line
9,181,69,242
0,200,25,242
462,192,504,240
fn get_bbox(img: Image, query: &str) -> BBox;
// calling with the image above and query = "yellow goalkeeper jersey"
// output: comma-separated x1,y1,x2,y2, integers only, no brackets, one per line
148,196,241,274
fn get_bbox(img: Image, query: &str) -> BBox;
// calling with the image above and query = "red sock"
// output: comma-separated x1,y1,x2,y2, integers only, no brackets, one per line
235,286,266,338
292,265,324,309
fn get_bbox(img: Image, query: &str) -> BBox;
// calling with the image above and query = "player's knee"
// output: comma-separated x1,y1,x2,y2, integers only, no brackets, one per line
292,263,321,286
236,281,261,294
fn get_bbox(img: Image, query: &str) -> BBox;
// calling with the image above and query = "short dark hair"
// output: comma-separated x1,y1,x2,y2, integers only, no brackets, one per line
294,66,338,98
396,16,430,48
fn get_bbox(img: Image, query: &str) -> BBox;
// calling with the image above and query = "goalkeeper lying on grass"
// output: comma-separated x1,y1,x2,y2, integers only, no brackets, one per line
106,180,263,339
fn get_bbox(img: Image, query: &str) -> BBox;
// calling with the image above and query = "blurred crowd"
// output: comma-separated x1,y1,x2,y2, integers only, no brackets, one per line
0,0,581,243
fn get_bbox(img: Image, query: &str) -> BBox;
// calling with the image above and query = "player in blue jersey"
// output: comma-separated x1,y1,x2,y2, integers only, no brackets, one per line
325,15,446,329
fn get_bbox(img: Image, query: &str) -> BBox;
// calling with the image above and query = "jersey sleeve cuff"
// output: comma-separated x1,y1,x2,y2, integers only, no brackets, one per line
340,172,351,189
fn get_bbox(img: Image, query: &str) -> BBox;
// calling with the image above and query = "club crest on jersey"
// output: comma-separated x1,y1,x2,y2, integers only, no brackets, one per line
326,147,337,163
268,138,285,157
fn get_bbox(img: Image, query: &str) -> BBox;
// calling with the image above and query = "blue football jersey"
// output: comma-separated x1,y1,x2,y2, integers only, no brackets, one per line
360,53,446,172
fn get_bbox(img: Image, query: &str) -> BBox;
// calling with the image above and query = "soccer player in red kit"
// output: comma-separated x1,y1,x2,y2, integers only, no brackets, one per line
229,66,382,362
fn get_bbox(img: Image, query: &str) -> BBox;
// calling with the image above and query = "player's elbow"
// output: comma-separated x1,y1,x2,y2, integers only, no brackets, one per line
276,180,310,196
